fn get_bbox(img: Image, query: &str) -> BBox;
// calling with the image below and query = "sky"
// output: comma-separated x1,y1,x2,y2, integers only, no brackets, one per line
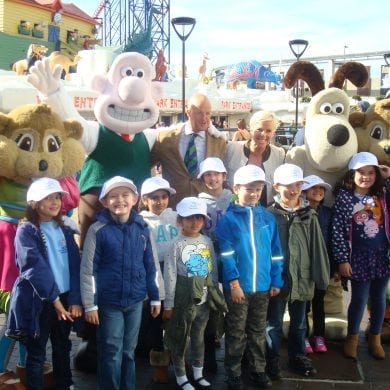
73,0,390,78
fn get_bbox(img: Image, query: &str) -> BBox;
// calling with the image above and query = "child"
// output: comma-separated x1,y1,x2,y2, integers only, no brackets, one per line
80,176,161,389
215,164,284,390
332,152,390,360
197,157,232,372
139,176,178,383
6,177,82,389
163,197,220,390
302,175,333,353
266,164,329,379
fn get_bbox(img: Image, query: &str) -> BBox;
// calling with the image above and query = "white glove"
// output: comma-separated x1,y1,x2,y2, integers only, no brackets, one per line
62,215,80,235
27,57,63,97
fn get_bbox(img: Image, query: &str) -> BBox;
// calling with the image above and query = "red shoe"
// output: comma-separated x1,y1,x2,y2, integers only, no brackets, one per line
313,336,327,353
305,338,313,354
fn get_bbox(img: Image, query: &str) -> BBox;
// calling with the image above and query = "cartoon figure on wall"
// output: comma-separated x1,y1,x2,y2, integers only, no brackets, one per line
0,103,85,386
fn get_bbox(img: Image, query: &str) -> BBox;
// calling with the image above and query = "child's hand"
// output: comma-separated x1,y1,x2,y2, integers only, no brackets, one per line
339,262,352,278
53,300,74,322
378,164,390,179
231,287,245,303
162,308,173,321
270,287,280,297
69,304,83,318
151,304,161,318
85,310,99,325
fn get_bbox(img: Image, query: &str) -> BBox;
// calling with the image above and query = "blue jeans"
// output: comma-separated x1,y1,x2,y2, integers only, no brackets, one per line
266,296,307,360
25,294,72,390
97,301,143,390
348,278,389,335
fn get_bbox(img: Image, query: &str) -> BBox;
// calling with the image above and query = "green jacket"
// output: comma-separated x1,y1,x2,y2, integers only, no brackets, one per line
268,203,330,301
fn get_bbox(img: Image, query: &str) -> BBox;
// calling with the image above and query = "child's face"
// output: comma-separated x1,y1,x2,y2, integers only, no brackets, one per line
234,181,264,206
273,182,303,205
142,190,170,215
304,185,325,203
101,186,138,220
354,165,376,194
202,171,225,192
35,193,62,221
179,215,205,237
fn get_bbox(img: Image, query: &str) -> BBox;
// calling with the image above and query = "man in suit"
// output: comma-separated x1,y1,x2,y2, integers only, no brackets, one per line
151,93,227,206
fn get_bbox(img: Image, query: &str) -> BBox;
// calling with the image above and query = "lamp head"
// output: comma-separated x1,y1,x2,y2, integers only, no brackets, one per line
289,39,309,60
171,17,196,41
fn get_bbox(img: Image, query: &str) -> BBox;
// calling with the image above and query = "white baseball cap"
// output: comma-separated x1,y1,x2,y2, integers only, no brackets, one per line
302,175,332,191
233,164,266,185
99,176,138,200
141,176,176,196
273,164,307,185
348,152,378,170
197,157,227,179
27,177,68,202
176,197,210,219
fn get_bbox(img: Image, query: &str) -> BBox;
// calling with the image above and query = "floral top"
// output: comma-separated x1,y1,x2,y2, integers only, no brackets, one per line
332,180,390,281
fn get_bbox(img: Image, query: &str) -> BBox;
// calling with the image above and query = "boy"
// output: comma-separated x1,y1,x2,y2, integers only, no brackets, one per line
163,197,221,390
197,157,232,372
215,165,284,390
266,164,330,378
80,176,161,390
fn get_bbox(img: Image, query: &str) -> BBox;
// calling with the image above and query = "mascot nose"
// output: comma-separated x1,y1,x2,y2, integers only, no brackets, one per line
327,124,350,147
384,146,390,155
39,160,48,171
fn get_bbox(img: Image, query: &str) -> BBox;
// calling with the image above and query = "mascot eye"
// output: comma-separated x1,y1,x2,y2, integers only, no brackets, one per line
121,67,134,77
44,135,61,152
134,68,144,78
332,103,344,114
16,133,34,151
370,125,384,140
319,102,332,114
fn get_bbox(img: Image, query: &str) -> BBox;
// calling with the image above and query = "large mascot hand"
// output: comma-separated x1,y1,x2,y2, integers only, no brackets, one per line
27,58,63,97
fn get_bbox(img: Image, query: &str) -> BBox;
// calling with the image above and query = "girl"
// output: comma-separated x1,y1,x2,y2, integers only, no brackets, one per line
332,152,390,360
302,175,333,354
6,177,82,389
139,176,179,383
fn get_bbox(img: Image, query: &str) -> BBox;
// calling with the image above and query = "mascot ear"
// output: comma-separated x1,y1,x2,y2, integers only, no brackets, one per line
0,113,12,135
90,74,108,93
151,80,164,100
63,119,83,140
349,112,365,128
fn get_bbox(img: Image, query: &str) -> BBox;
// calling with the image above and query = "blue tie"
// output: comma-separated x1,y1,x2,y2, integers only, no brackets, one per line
184,133,198,176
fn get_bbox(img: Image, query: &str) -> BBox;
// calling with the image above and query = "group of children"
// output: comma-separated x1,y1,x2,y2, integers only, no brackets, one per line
3,150,389,390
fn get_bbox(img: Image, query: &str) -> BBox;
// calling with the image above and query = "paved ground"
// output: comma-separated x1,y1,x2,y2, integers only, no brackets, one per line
2,311,390,389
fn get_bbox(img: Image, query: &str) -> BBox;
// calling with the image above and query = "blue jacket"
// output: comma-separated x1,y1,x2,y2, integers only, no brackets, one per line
215,203,284,293
6,222,81,340
80,209,159,311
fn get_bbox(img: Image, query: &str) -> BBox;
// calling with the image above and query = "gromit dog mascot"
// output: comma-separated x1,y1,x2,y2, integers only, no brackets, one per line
284,61,368,341
0,103,84,387
349,98,390,342
285,61,368,206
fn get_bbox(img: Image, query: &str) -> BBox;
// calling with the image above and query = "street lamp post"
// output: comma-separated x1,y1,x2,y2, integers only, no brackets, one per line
171,17,196,122
289,39,309,131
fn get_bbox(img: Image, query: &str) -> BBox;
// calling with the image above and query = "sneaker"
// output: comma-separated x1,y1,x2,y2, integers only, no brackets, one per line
305,338,314,354
226,376,243,390
313,336,328,353
249,372,272,388
288,355,317,377
265,358,282,381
